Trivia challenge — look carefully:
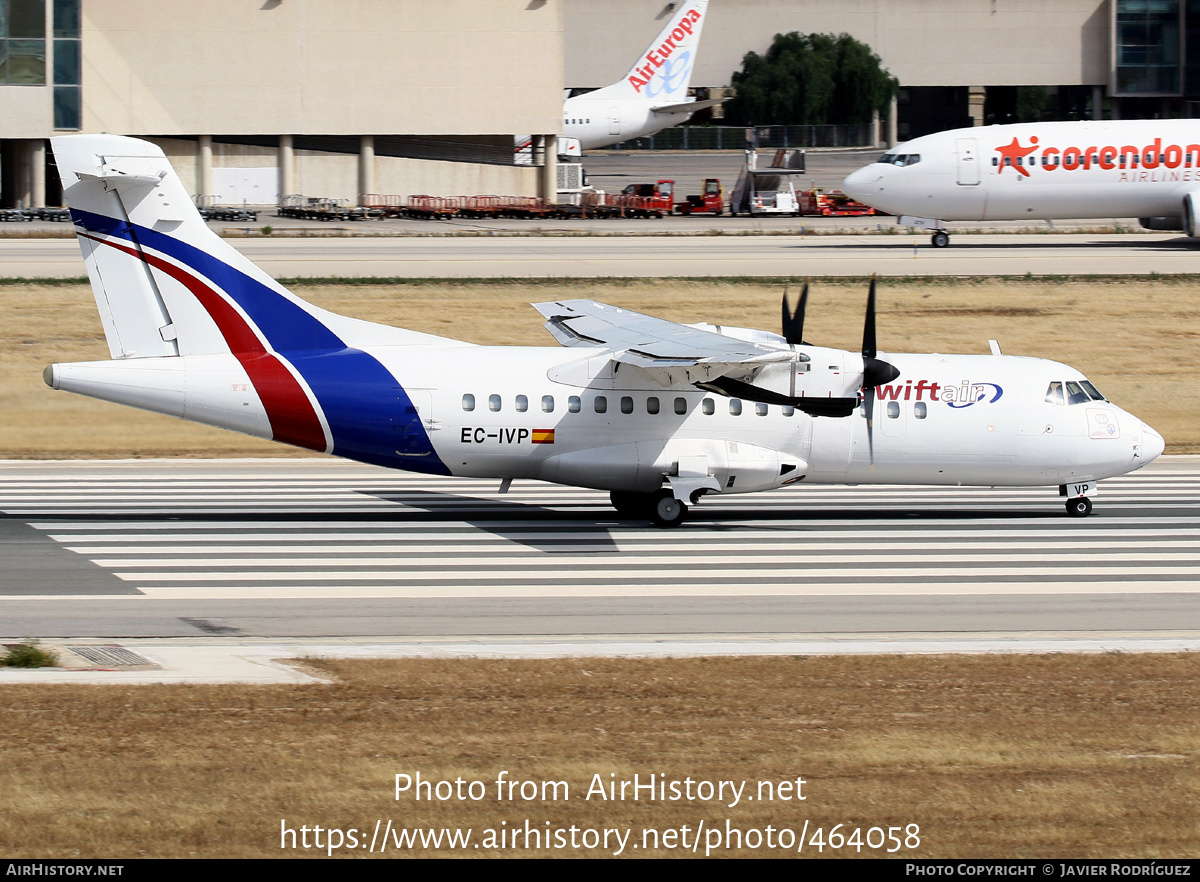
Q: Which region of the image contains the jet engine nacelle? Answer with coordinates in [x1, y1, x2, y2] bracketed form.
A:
[1138, 216, 1185, 232]
[1184, 192, 1200, 237]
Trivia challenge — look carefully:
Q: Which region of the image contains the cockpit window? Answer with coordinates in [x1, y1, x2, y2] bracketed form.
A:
[1045, 381, 1064, 405]
[877, 153, 920, 167]
[1079, 380, 1106, 402]
[1065, 381, 1091, 405]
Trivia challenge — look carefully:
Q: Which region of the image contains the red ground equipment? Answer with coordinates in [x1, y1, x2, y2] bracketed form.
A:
[619, 179, 675, 217]
[797, 188, 882, 217]
[676, 178, 723, 215]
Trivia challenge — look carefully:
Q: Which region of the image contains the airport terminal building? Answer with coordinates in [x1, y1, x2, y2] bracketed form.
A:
[0, 0, 1196, 208]
[0, 0, 565, 209]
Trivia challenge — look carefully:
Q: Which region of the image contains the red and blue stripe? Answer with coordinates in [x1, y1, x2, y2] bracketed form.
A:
[72, 208, 450, 475]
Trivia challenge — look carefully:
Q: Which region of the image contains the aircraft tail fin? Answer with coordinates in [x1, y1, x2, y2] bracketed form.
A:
[586, 0, 709, 104]
[51, 134, 343, 361]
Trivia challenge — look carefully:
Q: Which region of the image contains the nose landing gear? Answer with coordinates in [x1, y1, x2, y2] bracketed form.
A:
[931, 231, 950, 248]
[1066, 496, 1093, 518]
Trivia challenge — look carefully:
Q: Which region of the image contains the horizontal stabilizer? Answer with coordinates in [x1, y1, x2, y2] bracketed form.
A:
[651, 97, 726, 115]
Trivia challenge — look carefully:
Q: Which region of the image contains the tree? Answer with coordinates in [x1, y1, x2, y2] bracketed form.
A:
[727, 32, 897, 126]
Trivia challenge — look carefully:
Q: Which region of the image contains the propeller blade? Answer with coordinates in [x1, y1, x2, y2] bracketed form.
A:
[862, 275, 877, 359]
[864, 386, 877, 469]
[781, 281, 808, 345]
[781, 286, 791, 340]
[859, 275, 900, 388]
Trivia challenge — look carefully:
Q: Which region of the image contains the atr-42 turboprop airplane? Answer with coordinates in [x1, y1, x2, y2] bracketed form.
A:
[45, 135, 1163, 526]
[842, 119, 1200, 247]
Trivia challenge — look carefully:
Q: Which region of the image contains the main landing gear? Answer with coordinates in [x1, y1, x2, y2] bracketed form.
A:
[930, 230, 950, 248]
[610, 489, 688, 528]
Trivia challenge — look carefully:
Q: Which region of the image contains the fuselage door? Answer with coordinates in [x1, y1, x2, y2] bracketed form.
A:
[956, 138, 980, 186]
[394, 390, 437, 457]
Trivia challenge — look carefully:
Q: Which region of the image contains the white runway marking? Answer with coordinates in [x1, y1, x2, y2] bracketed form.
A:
[2, 458, 1197, 601]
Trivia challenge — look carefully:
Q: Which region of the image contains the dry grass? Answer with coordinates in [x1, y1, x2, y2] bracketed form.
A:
[2, 277, 1197, 457]
[2, 653, 1198, 858]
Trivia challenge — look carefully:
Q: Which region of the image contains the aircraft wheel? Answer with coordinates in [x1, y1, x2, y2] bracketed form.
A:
[931, 231, 950, 248]
[609, 490, 646, 517]
[650, 490, 688, 528]
[1066, 497, 1093, 518]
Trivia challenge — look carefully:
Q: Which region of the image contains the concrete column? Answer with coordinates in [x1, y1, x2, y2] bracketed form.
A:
[968, 86, 986, 126]
[871, 108, 881, 148]
[886, 95, 898, 147]
[1110, 97, 1121, 120]
[358, 135, 375, 205]
[278, 135, 294, 205]
[197, 135, 213, 203]
[539, 134, 557, 201]
[709, 86, 727, 120]
[30, 139, 45, 208]
[1092, 85, 1105, 120]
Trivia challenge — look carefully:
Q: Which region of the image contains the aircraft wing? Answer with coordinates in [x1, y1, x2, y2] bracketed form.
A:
[650, 97, 727, 115]
[532, 299, 792, 386]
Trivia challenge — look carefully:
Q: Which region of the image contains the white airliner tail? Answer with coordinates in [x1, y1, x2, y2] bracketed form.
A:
[48, 134, 465, 461]
[585, 0, 709, 104]
[52, 134, 456, 360]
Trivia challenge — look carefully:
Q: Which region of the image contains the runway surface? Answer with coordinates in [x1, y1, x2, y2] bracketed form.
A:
[2, 232, 1195, 280]
[2, 458, 1198, 645]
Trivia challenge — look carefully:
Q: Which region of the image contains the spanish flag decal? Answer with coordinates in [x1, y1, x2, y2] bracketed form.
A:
[532, 429, 555, 444]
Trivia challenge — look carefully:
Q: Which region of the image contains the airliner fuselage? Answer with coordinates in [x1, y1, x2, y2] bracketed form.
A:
[842, 120, 1200, 241]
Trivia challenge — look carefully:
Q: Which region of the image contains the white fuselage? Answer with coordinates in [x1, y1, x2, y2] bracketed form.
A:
[842, 120, 1200, 223]
[51, 344, 1162, 494]
[563, 97, 694, 151]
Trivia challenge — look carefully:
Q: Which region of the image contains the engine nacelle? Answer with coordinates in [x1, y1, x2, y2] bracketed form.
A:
[1184, 192, 1200, 237]
[1138, 216, 1184, 232]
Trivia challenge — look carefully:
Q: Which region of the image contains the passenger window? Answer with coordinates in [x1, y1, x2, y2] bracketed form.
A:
[755, 402, 768, 416]
[647, 397, 660, 414]
[914, 402, 927, 419]
[462, 393, 475, 412]
[542, 395, 554, 413]
[1045, 381, 1064, 406]
[886, 401, 900, 419]
[489, 394, 501, 412]
[568, 396, 581, 413]
[702, 398, 715, 415]
[674, 397, 687, 415]
[515, 395, 528, 413]
[621, 396, 634, 414]
[594, 396, 607, 414]
[729, 400, 742, 416]
[782, 405, 795, 417]
[1066, 382, 1090, 405]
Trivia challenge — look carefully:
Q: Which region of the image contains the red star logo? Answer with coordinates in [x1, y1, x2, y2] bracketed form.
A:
[994, 136, 1039, 177]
